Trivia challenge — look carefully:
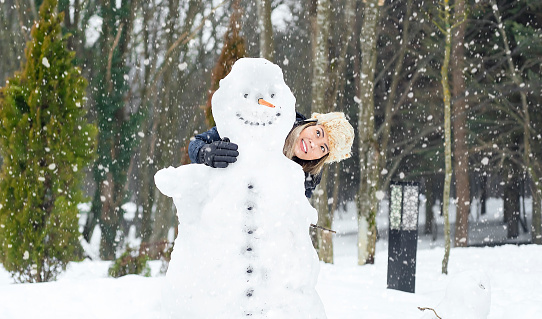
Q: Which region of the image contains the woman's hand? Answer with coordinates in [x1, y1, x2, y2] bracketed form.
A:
[198, 137, 239, 168]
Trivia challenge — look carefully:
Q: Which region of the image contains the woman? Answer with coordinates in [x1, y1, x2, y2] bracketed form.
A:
[188, 111, 354, 198]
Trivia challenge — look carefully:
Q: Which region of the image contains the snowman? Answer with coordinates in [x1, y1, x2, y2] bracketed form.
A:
[420, 269, 491, 319]
[155, 58, 326, 319]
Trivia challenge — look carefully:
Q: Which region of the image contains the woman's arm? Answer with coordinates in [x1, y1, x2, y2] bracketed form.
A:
[188, 127, 221, 163]
[304, 172, 322, 198]
[188, 127, 238, 168]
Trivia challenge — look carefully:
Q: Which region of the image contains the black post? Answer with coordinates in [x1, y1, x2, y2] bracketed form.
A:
[387, 181, 420, 293]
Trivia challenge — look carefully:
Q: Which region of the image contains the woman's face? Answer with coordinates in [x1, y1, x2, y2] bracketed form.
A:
[294, 124, 330, 161]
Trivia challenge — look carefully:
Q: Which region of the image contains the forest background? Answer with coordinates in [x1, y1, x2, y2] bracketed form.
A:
[1, 0, 541, 282]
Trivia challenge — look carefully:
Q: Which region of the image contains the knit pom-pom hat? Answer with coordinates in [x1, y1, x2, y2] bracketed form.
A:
[311, 112, 355, 163]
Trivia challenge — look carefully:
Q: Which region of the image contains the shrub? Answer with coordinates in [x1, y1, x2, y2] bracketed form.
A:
[108, 246, 151, 278]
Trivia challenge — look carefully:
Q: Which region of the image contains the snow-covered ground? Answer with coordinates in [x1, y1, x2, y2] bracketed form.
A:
[1, 198, 541, 318]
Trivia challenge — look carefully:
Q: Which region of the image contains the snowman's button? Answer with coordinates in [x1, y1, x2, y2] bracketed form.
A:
[248, 230, 254, 234]
[246, 289, 254, 297]
[247, 267, 253, 274]
[248, 184, 254, 189]
[247, 247, 253, 252]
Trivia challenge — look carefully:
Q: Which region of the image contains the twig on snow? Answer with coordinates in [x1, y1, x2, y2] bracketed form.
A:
[418, 307, 442, 319]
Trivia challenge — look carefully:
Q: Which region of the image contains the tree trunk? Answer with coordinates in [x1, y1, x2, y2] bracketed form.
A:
[357, 0, 381, 266]
[328, 0, 355, 217]
[532, 185, 542, 244]
[257, 0, 274, 61]
[135, 0, 157, 246]
[330, 163, 341, 217]
[315, 167, 333, 263]
[440, 0, 453, 275]
[0, 1, 29, 82]
[329, 0, 355, 110]
[424, 176, 435, 236]
[311, 0, 332, 263]
[480, 174, 487, 216]
[451, 0, 470, 247]
[504, 178, 520, 239]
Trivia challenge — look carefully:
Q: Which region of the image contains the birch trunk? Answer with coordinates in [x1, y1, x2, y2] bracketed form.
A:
[357, 0, 381, 265]
[311, 0, 333, 263]
[440, 0, 453, 275]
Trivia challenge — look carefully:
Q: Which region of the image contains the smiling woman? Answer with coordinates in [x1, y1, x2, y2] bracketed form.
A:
[283, 112, 355, 177]
[293, 124, 329, 161]
[189, 111, 354, 198]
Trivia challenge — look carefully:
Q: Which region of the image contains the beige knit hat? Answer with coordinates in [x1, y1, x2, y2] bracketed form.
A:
[311, 112, 355, 163]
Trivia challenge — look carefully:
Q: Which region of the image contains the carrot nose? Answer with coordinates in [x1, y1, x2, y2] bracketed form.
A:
[258, 98, 275, 108]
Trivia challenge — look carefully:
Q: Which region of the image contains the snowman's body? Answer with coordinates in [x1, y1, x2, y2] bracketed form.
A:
[155, 58, 326, 318]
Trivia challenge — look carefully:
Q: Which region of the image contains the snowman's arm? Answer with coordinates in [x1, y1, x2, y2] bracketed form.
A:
[154, 165, 207, 199]
[155, 166, 186, 197]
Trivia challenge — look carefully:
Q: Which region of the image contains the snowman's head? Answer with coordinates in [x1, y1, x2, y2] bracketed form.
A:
[211, 58, 296, 153]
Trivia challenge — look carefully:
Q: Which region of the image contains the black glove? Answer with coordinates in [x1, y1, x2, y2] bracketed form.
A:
[197, 137, 239, 168]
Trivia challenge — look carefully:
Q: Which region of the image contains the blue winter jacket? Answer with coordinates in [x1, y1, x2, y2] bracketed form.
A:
[188, 112, 322, 198]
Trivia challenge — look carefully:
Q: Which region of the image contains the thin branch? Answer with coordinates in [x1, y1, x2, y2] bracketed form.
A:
[432, 19, 447, 34]
[149, 0, 228, 86]
[106, 23, 124, 94]
[310, 224, 336, 234]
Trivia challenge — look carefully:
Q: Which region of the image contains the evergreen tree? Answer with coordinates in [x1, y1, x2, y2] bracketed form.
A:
[82, 0, 139, 260]
[0, 0, 97, 282]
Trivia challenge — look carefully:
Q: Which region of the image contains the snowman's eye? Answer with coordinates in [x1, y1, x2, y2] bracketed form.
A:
[271, 93, 275, 98]
[243, 93, 248, 98]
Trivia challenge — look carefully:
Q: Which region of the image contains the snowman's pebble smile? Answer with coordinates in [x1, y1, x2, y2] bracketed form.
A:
[236, 112, 280, 126]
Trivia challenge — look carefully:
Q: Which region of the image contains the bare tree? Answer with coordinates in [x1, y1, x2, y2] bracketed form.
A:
[357, 0, 384, 266]
[451, 0, 470, 247]
[434, 0, 465, 274]
[311, 0, 333, 264]
[490, 0, 542, 243]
